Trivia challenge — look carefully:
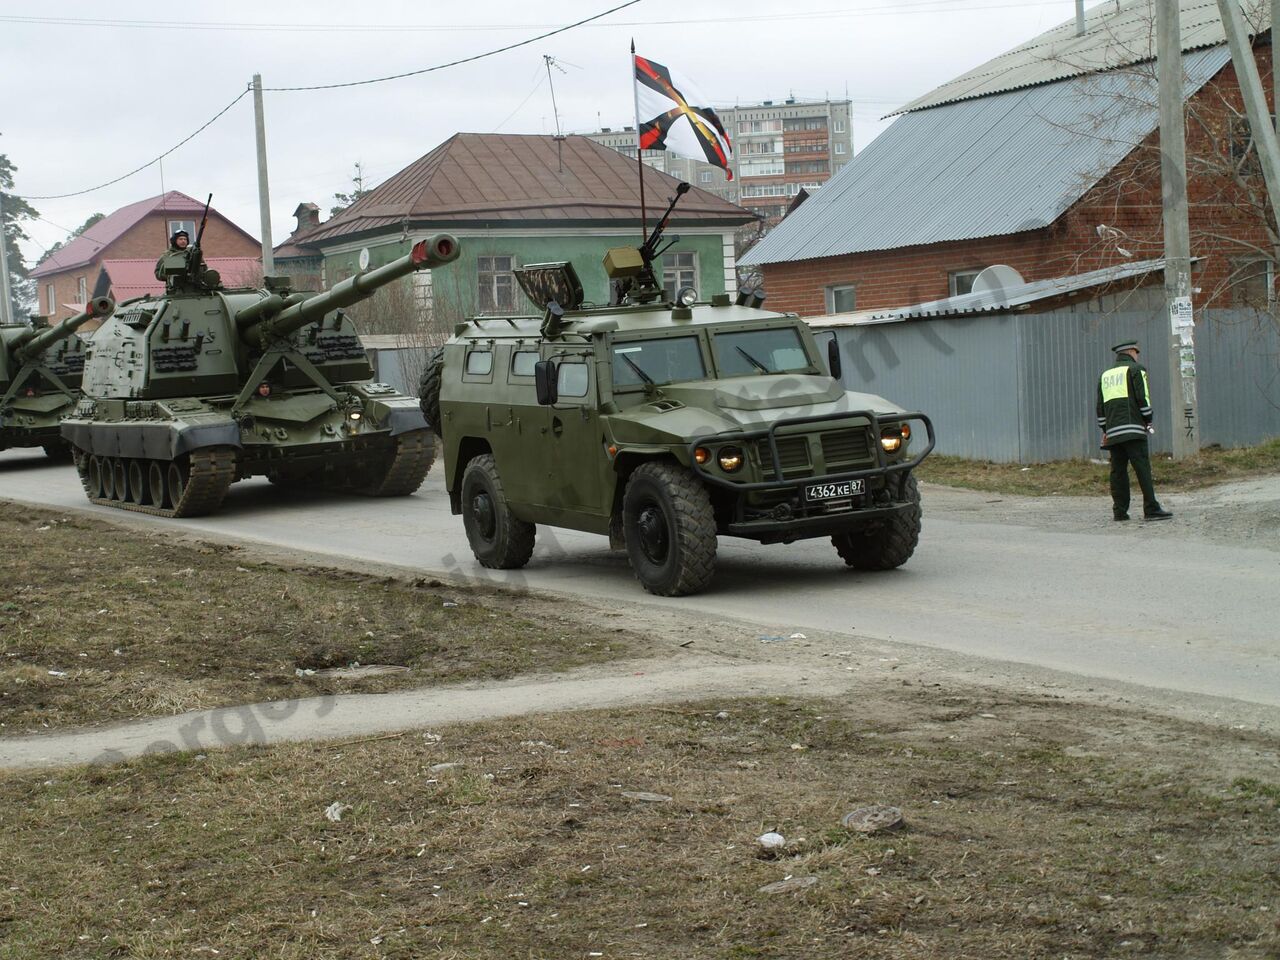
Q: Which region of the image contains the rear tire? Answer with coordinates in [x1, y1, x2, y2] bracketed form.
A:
[622, 461, 717, 597]
[460, 454, 535, 569]
[418, 347, 446, 439]
[833, 473, 921, 571]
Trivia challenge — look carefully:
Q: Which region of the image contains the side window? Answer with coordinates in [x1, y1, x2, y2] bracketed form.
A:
[463, 349, 494, 381]
[825, 284, 856, 314]
[477, 255, 516, 314]
[661, 251, 697, 301]
[556, 361, 589, 399]
[510, 351, 538, 378]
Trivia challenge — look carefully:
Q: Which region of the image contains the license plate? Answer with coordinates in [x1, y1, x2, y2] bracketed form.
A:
[805, 479, 863, 501]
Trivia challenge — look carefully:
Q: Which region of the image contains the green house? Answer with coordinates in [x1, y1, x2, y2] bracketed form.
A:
[274, 133, 757, 334]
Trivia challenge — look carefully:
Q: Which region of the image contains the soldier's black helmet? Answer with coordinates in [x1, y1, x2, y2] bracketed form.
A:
[171, 229, 190, 247]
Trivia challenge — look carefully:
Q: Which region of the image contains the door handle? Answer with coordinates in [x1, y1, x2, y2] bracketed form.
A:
[551, 416, 563, 437]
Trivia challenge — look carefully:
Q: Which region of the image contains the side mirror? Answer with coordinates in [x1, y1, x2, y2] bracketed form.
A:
[534, 360, 558, 406]
[827, 338, 843, 380]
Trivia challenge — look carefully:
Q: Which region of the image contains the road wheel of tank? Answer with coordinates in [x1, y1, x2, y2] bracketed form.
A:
[113, 458, 129, 502]
[42, 442, 73, 462]
[418, 347, 446, 439]
[833, 473, 922, 571]
[622, 461, 717, 597]
[101, 457, 117, 500]
[127, 460, 147, 505]
[362, 430, 435, 496]
[148, 461, 168, 508]
[461, 453, 535, 569]
[86, 455, 105, 499]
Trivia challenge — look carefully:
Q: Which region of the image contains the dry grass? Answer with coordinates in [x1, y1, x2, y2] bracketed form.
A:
[0, 509, 641, 733]
[916, 437, 1280, 497]
[0, 694, 1276, 959]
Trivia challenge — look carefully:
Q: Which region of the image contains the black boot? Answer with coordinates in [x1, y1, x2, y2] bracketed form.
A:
[1143, 505, 1173, 521]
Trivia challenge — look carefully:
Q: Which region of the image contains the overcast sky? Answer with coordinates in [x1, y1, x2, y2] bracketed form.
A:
[2, 0, 1090, 266]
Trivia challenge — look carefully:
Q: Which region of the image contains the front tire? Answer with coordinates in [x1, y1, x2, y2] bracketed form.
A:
[418, 347, 445, 439]
[622, 462, 717, 597]
[460, 454, 535, 569]
[833, 473, 921, 571]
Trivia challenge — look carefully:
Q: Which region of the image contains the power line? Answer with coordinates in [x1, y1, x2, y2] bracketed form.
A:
[261, 1, 642, 92]
[16, 87, 252, 201]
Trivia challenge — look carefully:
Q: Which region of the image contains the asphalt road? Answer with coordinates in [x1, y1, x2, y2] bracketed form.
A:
[4, 447, 1278, 710]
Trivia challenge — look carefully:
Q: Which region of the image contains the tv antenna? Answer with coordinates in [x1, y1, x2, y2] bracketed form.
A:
[543, 54, 567, 138]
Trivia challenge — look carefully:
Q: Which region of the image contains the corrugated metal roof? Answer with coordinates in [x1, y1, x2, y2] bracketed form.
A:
[298, 133, 755, 246]
[739, 45, 1228, 268]
[893, 0, 1266, 115]
[812, 258, 1171, 327]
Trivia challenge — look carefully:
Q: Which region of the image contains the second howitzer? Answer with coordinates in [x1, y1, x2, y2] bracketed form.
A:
[62, 235, 460, 517]
[1, 297, 115, 459]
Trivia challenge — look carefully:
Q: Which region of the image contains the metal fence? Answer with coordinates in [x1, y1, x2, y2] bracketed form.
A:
[821, 307, 1280, 462]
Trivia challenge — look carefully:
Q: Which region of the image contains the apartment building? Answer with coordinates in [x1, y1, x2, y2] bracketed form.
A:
[585, 97, 853, 226]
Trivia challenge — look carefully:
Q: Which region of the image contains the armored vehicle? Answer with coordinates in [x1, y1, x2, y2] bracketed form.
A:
[1, 298, 114, 460]
[62, 217, 460, 518]
[423, 184, 934, 596]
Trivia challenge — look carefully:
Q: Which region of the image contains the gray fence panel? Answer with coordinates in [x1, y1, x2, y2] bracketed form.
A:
[367, 348, 414, 396]
[832, 316, 1022, 461]
[1195, 311, 1280, 448]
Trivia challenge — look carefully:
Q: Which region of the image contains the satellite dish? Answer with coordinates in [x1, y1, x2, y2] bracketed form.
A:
[358, 248, 371, 271]
[969, 264, 1024, 295]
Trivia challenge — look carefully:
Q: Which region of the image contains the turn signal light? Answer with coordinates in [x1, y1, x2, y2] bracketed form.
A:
[694, 446, 711, 465]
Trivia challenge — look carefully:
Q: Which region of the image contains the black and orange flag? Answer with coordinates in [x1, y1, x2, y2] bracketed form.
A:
[633, 52, 734, 180]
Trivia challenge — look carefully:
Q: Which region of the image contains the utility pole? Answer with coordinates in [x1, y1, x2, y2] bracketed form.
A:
[1075, 0, 1087, 36]
[1217, 0, 1280, 212]
[252, 74, 275, 276]
[0, 190, 13, 324]
[1156, 0, 1199, 458]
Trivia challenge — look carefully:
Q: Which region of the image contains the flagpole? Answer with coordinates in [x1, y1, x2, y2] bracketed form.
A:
[631, 38, 647, 243]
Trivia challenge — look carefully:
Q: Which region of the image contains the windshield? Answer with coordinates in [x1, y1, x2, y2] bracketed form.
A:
[715, 328, 812, 376]
[611, 336, 706, 388]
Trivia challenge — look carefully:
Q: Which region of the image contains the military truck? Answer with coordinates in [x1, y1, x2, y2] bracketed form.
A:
[423, 184, 934, 596]
[62, 208, 460, 517]
[1, 298, 114, 460]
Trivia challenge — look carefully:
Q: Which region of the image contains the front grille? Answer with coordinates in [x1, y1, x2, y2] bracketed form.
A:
[759, 436, 810, 480]
[820, 427, 872, 465]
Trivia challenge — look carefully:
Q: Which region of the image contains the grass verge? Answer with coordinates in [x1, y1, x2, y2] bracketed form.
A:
[0, 508, 640, 733]
[0, 694, 1276, 959]
[916, 437, 1280, 497]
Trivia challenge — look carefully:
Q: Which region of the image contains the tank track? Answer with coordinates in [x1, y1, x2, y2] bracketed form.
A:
[79, 447, 237, 518]
[363, 429, 435, 496]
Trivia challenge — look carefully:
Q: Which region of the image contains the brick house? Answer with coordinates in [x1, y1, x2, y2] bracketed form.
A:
[274, 133, 756, 335]
[30, 191, 259, 326]
[740, 0, 1277, 318]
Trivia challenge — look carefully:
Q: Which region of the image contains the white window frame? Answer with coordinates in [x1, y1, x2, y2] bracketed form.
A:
[476, 255, 517, 314]
[46, 284, 56, 314]
[699, 170, 712, 183]
[825, 283, 856, 314]
[949, 269, 983, 297]
[167, 218, 196, 239]
[77, 276, 87, 304]
[834, 142, 846, 155]
[661, 251, 698, 301]
[834, 118, 846, 133]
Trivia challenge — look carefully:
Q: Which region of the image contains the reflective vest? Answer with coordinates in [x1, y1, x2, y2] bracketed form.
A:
[1096, 357, 1152, 446]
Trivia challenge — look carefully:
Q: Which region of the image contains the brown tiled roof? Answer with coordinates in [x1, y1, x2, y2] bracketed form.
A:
[297, 133, 755, 245]
[31, 191, 258, 277]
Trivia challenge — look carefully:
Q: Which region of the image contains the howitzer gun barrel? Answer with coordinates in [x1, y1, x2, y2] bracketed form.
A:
[236, 234, 459, 347]
[14, 297, 114, 362]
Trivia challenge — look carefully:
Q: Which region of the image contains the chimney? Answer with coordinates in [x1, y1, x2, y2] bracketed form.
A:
[293, 202, 321, 233]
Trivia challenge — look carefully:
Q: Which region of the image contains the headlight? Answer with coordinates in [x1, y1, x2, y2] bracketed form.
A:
[675, 285, 698, 307]
[717, 446, 744, 472]
[880, 425, 908, 453]
[348, 410, 362, 421]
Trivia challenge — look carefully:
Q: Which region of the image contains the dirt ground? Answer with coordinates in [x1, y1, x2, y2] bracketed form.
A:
[1, 693, 1277, 959]
[0, 509, 643, 733]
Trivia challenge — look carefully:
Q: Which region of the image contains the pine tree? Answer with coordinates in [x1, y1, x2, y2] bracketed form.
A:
[330, 162, 368, 217]
[0, 153, 39, 320]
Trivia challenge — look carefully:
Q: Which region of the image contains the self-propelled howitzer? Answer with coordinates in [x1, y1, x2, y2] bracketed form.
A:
[1, 297, 115, 459]
[62, 234, 460, 517]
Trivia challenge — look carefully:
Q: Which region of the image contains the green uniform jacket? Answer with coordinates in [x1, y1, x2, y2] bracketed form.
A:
[1096, 354, 1152, 446]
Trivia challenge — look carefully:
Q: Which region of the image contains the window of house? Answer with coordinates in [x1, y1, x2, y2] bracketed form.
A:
[46, 284, 55, 314]
[77, 277, 87, 304]
[826, 284, 856, 314]
[834, 142, 846, 155]
[477, 255, 516, 313]
[834, 118, 846, 133]
[167, 219, 196, 239]
[1231, 258, 1275, 306]
[412, 270, 433, 316]
[949, 269, 983, 297]
[699, 170, 712, 183]
[1229, 115, 1277, 170]
[662, 252, 697, 300]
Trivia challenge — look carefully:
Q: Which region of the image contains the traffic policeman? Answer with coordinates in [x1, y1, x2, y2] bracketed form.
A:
[1096, 339, 1172, 521]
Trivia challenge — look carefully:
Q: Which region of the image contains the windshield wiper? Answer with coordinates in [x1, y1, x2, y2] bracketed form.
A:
[619, 352, 655, 385]
[736, 345, 770, 374]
